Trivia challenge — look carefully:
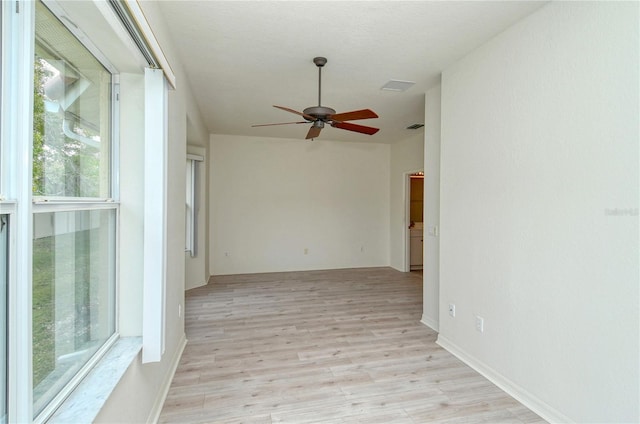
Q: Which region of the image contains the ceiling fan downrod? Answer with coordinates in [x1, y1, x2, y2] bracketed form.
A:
[313, 56, 327, 107]
[302, 57, 335, 121]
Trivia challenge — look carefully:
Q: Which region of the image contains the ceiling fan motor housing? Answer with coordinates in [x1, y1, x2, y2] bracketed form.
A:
[303, 106, 336, 121]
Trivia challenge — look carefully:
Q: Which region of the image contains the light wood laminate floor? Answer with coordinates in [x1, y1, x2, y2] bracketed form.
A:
[159, 268, 545, 423]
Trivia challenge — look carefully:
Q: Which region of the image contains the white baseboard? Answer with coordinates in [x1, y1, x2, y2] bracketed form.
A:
[146, 334, 188, 424]
[436, 335, 573, 424]
[420, 314, 439, 332]
[186, 280, 207, 290]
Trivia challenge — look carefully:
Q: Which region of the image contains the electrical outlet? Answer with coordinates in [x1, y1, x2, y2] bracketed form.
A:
[304, 248, 309, 255]
[448, 303, 456, 317]
[475, 315, 484, 333]
[224, 251, 230, 257]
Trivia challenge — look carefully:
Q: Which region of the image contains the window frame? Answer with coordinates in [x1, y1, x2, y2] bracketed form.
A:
[31, 1, 120, 420]
[2, 0, 37, 421]
[1, 0, 121, 421]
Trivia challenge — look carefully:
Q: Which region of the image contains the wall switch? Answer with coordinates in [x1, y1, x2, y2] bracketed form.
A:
[448, 303, 456, 317]
[428, 225, 439, 237]
[475, 315, 484, 333]
[304, 248, 309, 255]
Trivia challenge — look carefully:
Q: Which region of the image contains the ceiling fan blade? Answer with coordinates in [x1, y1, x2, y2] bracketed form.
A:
[273, 105, 316, 121]
[332, 121, 379, 135]
[306, 125, 322, 139]
[252, 121, 307, 127]
[330, 109, 378, 122]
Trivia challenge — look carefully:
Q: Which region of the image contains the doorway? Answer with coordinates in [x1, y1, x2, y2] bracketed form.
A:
[405, 172, 424, 272]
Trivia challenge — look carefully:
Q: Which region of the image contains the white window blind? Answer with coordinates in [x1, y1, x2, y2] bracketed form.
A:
[142, 68, 167, 363]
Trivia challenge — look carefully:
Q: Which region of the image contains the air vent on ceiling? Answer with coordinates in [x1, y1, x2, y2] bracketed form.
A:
[406, 123, 424, 130]
[381, 80, 415, 92]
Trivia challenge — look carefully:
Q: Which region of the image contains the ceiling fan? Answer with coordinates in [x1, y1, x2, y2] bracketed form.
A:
[252, 57, 379, 140]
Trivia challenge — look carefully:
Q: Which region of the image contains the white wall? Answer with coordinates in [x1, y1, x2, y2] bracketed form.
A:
[185, 87, 211, 290]
[438, 2, 638, 423]
[95, 1, 208, 421]
[421, 84, 441, 331]
[389, 132, 424, 271]
[210, 134, 390, 275]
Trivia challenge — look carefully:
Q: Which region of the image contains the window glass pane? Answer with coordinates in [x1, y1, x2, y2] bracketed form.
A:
[33, 1, 111, 198]
[32, 209, 116, 417]
[0, 4, 5, 421]
[185, 159, 193, 254]
[0, 215, 7, 424]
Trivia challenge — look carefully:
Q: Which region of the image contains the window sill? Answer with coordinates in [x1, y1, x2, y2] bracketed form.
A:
[48, 337, 142, 424]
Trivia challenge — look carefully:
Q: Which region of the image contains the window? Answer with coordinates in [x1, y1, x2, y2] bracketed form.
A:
[2, 0, 170, 419]
[31, 1, 117, 419]
[185, 155, 202, 257]
[33, 1, 111, 200]
[31, 210, 115, 416]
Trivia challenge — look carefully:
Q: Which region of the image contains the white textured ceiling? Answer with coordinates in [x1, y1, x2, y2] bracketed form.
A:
[156, 1, 546, 143]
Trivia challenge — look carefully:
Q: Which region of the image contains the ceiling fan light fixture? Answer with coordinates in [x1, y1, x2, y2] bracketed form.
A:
[381, 80, 415, 92]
